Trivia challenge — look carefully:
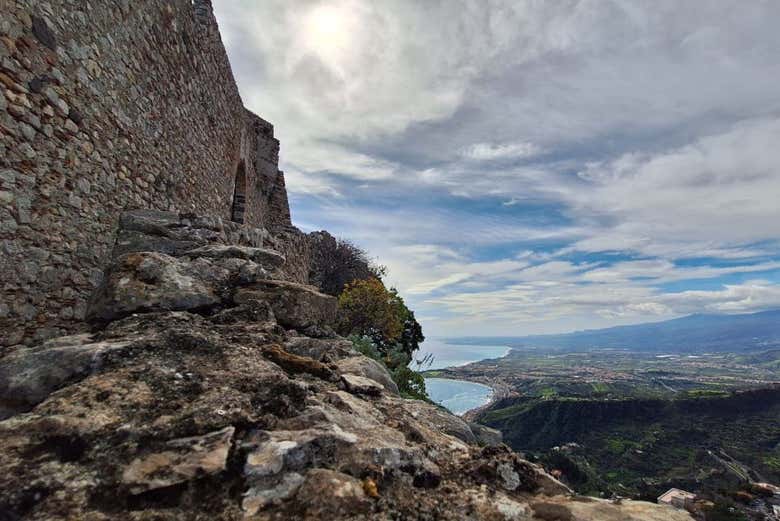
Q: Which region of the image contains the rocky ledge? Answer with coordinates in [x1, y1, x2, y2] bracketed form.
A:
[0, 211, 693, 520]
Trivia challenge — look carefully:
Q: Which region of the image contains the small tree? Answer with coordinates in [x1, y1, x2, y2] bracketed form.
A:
[391, 365, 428, 400]
[389, 288, 425, 364]
[336, 265, 429, 400]
[337, 278, 403, 349]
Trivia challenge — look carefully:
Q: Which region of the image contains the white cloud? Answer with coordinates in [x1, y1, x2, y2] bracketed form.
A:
[426, 280, 780, 335]
[581, 259, 780, 285]
[407, 273, 472, 295]
[461, 142, 541, 160]
[284, 169, 342, 198]
[659, 281, 780, 314]
[215, 1, 780, 336]
[567, 118, 780, 255]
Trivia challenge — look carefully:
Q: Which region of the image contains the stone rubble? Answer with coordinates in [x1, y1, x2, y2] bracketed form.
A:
[0, 211, 693, 520]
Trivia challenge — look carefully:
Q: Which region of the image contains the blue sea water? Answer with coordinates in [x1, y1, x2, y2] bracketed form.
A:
[425, 378, 494, 415]
[412, 339, 508, 415]
[411, 338, 509, 370]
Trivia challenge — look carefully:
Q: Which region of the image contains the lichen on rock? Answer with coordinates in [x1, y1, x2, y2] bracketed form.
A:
[0, 211, 693, 520]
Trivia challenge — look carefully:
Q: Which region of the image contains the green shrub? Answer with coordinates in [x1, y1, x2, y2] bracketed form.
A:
[337, 279, 424, 364]
[348, 336, 429, 401]
[338, 278, 403, 345]
[391, 365, 428, 400]
[349, 335, 381, 361]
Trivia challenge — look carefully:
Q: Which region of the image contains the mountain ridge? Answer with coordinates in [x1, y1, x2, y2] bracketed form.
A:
[447, 309, 780, 353]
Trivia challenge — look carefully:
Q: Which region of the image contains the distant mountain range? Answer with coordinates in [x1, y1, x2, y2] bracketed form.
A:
[450, 309, 780, 352]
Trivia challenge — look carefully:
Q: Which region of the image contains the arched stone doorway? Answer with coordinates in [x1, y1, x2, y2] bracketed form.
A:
[231, 162, 246, 224]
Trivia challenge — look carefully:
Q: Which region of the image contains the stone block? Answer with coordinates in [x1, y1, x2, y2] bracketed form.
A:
[234, 279, 337, 330]
[86, 252, 220, 322]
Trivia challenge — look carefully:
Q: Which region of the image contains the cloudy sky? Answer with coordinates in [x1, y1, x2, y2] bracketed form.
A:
[213, 0, 780, 337]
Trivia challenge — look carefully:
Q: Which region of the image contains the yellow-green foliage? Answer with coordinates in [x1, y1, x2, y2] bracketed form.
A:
[337, 278, 403, 343]
[340, 279, 428, 401]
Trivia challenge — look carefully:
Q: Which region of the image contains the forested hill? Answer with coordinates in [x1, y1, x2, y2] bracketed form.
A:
[451, 309, 780, 353]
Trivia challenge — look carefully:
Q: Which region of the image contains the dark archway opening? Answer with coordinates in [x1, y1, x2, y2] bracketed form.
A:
[231, 162, 247, 224]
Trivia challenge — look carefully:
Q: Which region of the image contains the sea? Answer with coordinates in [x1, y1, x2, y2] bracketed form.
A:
[411, 338, 510, 370]
[412, 338, 510, 416]
[425, 378, 494, 415]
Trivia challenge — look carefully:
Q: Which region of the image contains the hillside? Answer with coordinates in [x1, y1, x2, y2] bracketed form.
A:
[438, 338, 780, 520]
[477, 388, 780, 503]
[452, 310, 780, 353]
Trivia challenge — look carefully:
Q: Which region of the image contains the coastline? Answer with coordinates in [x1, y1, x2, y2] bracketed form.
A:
[422, 346, 517, 418]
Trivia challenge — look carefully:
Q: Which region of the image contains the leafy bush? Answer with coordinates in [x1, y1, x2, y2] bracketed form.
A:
[338, 280, 425, 364]
[390, 365, 428, 400]
[349, 334, 381, 361]
[338, 269, 428, 401]
[391, 288, 425, 360]
[337, 278, 404, 347]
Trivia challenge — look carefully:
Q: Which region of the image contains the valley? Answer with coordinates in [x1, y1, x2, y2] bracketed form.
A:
[432, 349, 780, 520]
[425, 312, 780, 520]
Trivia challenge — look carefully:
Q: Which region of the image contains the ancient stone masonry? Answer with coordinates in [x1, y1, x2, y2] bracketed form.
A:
[0, 0, 294, 346]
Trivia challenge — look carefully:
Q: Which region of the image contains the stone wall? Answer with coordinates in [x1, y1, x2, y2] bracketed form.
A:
[0, 0, 293, 345]
[268, 227, 313, 289]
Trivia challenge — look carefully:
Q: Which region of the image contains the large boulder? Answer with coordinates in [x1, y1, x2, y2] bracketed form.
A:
[399, 399, 476, 444]
[86, 252, 221, 322]
[341, 374, 385, 396]
[234, 280, 337, 330]
[336, 355, 400, 396]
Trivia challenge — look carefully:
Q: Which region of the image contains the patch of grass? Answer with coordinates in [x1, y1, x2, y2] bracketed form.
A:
[764, 455, 780, 471]
[605, 437, 638, 456]
[482, 401, 538, 422]
[683, 388, 730, 398]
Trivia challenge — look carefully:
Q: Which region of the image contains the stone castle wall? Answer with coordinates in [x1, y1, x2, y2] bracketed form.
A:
[0, 0, 293, 346]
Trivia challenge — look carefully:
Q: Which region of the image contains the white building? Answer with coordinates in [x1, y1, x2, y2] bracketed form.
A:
[658, 488, 696, 509]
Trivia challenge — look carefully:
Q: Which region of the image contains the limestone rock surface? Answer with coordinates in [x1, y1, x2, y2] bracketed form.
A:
[336, 355, 400, 396]
[341, 373, 385, 396]
[86, 251, 221, 321]
[235, 279, 337, 330]
[0, 333, 133, 419]
[470, 422, 504, 447]
[122, 426, 235, 494]
[0, 211, 693, 521]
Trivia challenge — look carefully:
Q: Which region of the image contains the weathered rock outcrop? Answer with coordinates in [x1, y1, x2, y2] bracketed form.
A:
[0, 212, 693, 520]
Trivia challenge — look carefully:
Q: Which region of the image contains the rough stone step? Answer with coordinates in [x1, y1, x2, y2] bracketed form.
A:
[234, 279, 337, 330]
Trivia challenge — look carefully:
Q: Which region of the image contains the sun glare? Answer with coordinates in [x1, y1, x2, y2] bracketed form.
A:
[302, 3, 355, 69]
